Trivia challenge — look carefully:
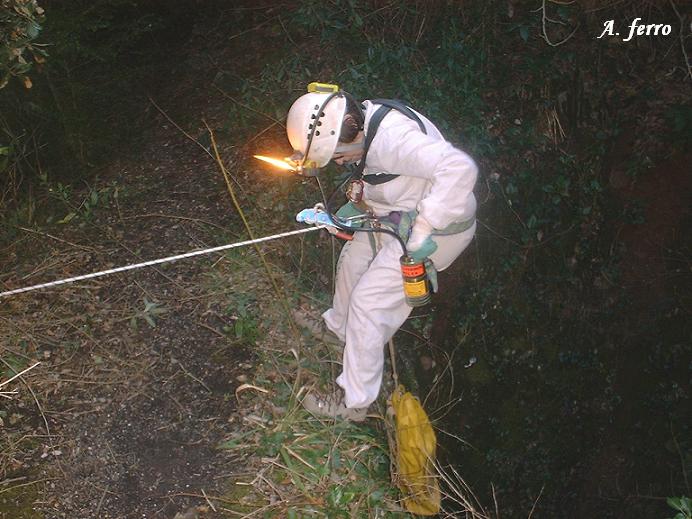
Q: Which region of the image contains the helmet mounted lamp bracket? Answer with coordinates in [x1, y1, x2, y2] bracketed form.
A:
[300, 85, 342, 175]
[255, 82, 361, 176]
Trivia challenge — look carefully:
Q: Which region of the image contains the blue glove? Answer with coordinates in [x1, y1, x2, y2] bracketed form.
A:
[296, 207, 336, 227]
[296, 205, 358, 240]
[407, 236, 438, 261]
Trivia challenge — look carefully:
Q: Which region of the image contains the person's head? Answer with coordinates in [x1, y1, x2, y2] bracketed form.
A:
[286, 91, 364, 168]
[338, 96, 364, 143]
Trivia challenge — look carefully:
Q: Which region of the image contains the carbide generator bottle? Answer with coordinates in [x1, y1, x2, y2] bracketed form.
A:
[400, 255, 431, 307]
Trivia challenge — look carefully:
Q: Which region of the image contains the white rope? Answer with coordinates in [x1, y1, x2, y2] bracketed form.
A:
[0, 226, 322, 299]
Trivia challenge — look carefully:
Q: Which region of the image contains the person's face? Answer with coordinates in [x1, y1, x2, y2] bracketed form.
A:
[332, 132, 364, 165]
[332, 147, 364, 165]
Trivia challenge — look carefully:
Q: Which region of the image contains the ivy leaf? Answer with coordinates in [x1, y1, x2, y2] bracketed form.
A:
[27, 21, 41, 39]
[520, 26, 529, 42]
[668, 497, 682, 509]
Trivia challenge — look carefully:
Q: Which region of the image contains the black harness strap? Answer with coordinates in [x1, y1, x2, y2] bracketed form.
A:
[353, 99, 427, 186]
[369, 99, 427, 133]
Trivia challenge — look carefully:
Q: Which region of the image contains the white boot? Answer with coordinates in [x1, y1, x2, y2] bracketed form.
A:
[302, 390, 367, 422]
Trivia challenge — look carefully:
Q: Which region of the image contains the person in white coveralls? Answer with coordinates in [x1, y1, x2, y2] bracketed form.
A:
[287, 86, 478, 421]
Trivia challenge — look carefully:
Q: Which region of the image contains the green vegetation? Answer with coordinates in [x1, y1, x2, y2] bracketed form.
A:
[202, 247, 418, 517]
[217, 391, 409, 517]
[214, 4, 690, 515]
[0, 0, 192, 218]
[668, 497, 692, 519]
[0, 0, 45, 89]
[0, 478, 42, 519]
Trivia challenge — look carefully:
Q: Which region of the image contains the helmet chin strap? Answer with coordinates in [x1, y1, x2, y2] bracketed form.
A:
[334, 142, 364, 153]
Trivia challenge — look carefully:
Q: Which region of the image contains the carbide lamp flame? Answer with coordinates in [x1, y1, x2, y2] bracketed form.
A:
[253, 155, 298, 172]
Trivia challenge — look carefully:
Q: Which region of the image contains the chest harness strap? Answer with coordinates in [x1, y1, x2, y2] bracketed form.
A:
[353, 99, 427, 186]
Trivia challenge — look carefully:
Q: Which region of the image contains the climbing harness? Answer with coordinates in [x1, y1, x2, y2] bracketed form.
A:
[297, 201, 475, 308]
[0, 227, 322, 299]
[350, 98, 427, 188]
[296, 204, 435, 308]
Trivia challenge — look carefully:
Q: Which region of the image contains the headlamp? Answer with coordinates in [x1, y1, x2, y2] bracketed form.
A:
[253, 155, 298, 172]
[255, 82, 361, 177]
[253, 152, 320, 176]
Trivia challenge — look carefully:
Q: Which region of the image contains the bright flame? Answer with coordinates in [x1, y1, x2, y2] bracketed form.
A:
[253, 155, 298, 172]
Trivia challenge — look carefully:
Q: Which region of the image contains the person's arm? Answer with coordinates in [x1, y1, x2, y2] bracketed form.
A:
[366, 117, 478, 230]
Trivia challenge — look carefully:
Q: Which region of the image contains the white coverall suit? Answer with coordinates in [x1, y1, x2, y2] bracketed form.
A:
[322, 100, 478, 409]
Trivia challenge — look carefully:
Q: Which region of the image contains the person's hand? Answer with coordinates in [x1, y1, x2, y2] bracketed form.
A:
[296, 206, 335, 227]
[296, 206, 355, 240]
[407, 216, 437, 261]
[335, 202, 363, 220]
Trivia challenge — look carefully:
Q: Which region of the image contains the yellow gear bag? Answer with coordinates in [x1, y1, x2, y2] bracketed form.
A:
[391, 385, 441, 515]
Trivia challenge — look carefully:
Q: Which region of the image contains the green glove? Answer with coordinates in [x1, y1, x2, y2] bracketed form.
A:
[335, 201, 363, 219]
[407, 235, 438, 261]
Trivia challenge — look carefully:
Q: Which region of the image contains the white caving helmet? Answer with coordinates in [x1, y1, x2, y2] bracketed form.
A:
[286, 89, 347, 168]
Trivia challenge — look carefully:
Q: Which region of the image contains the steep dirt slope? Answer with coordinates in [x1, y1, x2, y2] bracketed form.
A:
[1, 16, 277, 518]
